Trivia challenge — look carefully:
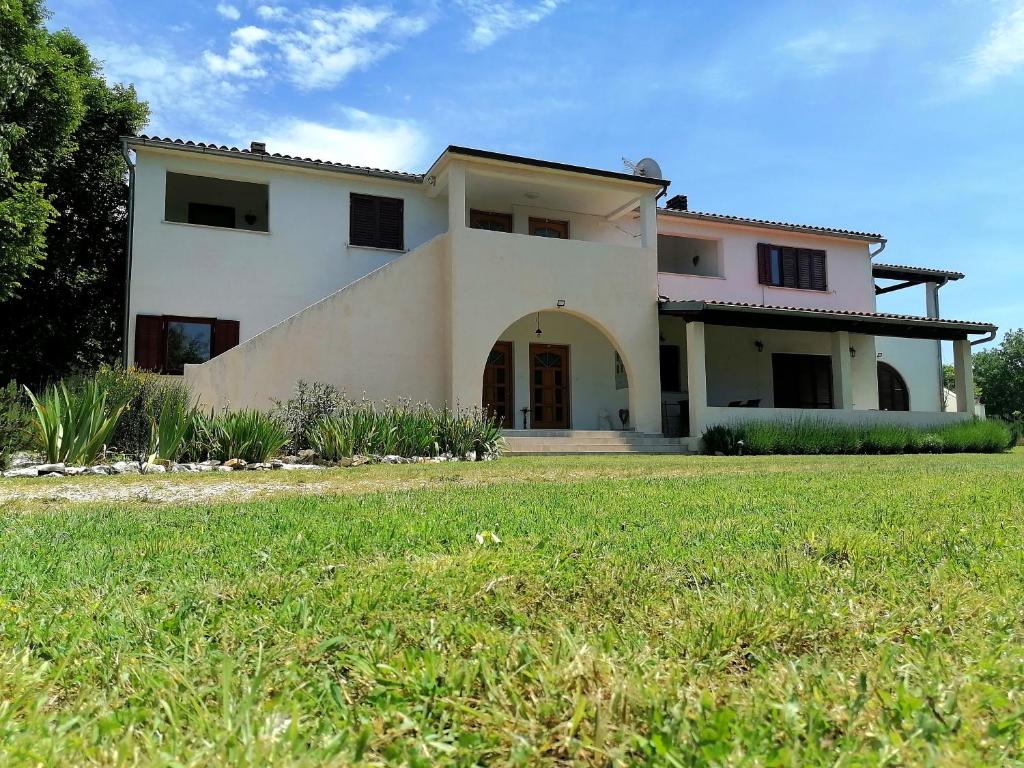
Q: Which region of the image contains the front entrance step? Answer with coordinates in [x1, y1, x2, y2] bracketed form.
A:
[502, 430, 695, 455]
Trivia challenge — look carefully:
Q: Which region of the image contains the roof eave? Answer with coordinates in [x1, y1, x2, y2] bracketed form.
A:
[658, 207, 884, 243]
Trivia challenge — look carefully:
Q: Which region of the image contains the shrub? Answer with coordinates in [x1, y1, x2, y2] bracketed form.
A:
[0, 381, 32, 470]
[209, 410, 289, 463]
[88, 365, 194, 459]
[703, 418, 1012, 456]
[273, 380, 347, 453]
[25, 380, 129, 465]
[305, 402, 503, 460]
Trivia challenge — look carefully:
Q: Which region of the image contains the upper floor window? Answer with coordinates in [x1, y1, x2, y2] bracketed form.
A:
[350, 193, 404, 250]
[757, 243, 827, 291]
[470, 209, 513, 232]
[658, 235, 722, 277]
[165, 172, 268, 232]
[529, 217, 569, 239]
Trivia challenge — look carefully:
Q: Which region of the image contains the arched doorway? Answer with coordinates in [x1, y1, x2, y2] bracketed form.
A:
[482, 311, 632, 430]
[877, 361, 910, 411]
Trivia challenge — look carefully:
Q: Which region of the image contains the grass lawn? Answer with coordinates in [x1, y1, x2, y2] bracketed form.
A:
[1, 453, 1023, 766]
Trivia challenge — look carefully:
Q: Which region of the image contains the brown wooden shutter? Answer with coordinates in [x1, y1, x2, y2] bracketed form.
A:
[756, 243, 771, 285]
[212, 319, 240, 357]
[781, 247, 798, 288]
[377, 197, 404, 250]
[134, 315, 164, 372]
[809, 250, 827, 290]
[349, 193, 378, 247]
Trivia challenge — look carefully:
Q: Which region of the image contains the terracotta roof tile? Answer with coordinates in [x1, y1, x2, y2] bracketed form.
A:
[129, 135, 424, 181]
[659, 207, 884, 242]
[872, 262, 965, 281]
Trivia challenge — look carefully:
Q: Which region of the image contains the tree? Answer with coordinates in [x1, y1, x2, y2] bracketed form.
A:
[0, 3, 148, 385]
[972, 329, 1024, 418]
[0, 0, 87, 301]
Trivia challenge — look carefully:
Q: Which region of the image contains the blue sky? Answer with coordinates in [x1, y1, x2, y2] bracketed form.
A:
[48, 0, 1023, 347]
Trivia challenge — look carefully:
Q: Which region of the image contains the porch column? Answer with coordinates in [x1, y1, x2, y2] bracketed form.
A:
[953, 339, 975, 413]
[685, 321, 707, 436]
[639, 193, 658, 249]
[926, 281, 945, 411]
[447, 163, 466, 232]
[830, 330, 853, 409]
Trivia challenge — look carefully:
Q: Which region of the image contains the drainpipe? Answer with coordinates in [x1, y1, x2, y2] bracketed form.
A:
[869, 240, 887, 259]
[971, 329, 997, 346]
[120, 139, 136, 367]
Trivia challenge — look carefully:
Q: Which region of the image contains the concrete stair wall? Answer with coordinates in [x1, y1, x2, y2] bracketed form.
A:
[502, 430, 695, 455]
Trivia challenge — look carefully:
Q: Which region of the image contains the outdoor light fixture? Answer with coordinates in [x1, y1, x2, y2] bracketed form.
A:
[755, 340, 764, 352]
[535, 312, 543, 336]
[556, 299, 565, 308]
[849, 347, 857, 358]
[244, 211, 257, 226]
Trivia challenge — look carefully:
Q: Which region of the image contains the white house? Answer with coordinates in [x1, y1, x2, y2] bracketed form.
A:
[121, 136, 996, 452]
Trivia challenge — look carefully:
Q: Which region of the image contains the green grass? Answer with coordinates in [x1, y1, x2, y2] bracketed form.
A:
[1, 453, 1023, 765]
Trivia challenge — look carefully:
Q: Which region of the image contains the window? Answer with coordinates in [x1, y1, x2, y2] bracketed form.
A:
[350, 193, 404, 250]
[657, 235, 722, 277]
[660, 345, 682, 392]
[757, 243, 827, 291]
[470, 210, 513, 232]
[877, 362, 910, 411]
[772, 353, 833, 409]
[529, 217, 569, 239]
[134, 315, 240, 374]
[164, 172, 268, 231]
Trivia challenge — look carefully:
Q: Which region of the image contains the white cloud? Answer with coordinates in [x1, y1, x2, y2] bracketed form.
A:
[780, 26, 886, 75]
[256, 111, 430, 170]
[203, 26, 271, 78]
[457, 0, 563, 49]
[966, 1, 1024, 86]
[202, 4, 432, 89]
[216, 2, 240, 20]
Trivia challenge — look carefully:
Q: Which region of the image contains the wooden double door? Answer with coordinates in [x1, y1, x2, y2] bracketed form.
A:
[482, 342, 571, 429]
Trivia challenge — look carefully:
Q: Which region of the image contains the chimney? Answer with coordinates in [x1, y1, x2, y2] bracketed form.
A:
[666, 194, 688, 211]
[250, 141, 267, 154]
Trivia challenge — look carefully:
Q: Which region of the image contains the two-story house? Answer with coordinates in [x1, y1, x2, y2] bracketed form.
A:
[122, 135, 996, 452]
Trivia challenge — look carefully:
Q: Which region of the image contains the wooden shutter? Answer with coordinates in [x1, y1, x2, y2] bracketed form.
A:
[377, 197, 404, 250]
[809, 249, 827, 291]
[781, 247, 798, 288]
[212, 319, 240, 357]
[134, 315, 164, 372]
[756, 243, 771, 285]
[349, 193, 378, 247]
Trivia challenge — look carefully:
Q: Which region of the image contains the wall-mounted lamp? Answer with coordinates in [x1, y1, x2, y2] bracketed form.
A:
[849, 347, 857, 358]
[754, 340, 764, 352]
[534, 312, 543, 336]
[244, 211, 258, 226]
[556, 299, 566, 308]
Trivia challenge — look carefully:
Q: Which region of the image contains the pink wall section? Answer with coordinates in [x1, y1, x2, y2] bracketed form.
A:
[655, 215, 877, 313]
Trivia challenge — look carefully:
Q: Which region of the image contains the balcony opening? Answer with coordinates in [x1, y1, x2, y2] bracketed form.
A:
[657, 234, 721, 277]
[164, 172, 269, 232]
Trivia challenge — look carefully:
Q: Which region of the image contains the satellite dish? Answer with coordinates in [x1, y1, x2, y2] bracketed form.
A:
[633, 157, 662, 179]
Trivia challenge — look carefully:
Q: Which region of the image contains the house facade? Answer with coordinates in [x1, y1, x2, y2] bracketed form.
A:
[122, 136, 996, 449]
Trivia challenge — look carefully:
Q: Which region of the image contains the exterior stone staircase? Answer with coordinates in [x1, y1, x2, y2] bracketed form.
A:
[502, 430, 694, 456]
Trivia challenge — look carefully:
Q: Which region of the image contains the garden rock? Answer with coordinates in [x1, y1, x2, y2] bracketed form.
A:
[113, 461, 140, 474]
[225, 458, 247, 469]
[142, 463, 166, 474]
[83, 466, 111, 475]
[36, 463, 66, 475]
[297, 449, 316, 461]
[64, 467, 86, 476]
[3, 467, 38, 478]
[246, 463, 272, 470]
[170, 463, 198, 473]
[199, 460, 221, 467]
[216, 465, 234, 472]
[279, 463, 323, 471]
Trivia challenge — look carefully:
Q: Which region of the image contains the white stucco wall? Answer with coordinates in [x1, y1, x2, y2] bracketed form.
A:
[656, 215, 876, 312]
[127, 146, 448, 364]
[875, 336, 944, 412]
[185, 235, 450, 410]
[498, 312, 629, 430]
[446, 226, 664, 433]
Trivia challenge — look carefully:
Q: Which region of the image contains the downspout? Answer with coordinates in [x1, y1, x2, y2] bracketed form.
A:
[869, 239, 887, 258]
[971, 329, 997, 346]
[120, 139, 136, 367]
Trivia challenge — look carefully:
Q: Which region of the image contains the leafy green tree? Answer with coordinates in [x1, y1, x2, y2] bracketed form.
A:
[973, 329, 1024, 418]
[943, 364, 956, 393]
[0, 0, 88, 300]
[0, 3, 148, 384]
